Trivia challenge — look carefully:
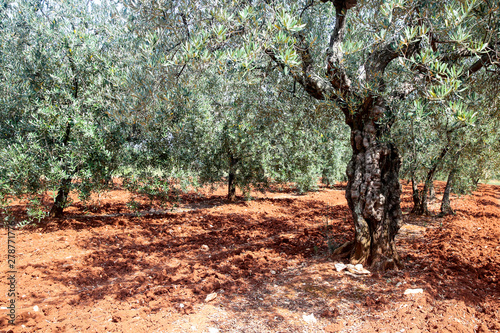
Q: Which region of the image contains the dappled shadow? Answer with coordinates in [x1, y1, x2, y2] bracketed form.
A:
[15, 196, 354, 316]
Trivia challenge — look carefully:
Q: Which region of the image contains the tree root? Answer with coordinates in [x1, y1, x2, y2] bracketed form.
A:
[331, 240, 354, 258]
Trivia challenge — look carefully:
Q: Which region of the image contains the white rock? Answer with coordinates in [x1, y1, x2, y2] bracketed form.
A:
[404, 288, 423, 295]
[302, 313, 317, 324]
[334, 262, 347, 272]
[179, 303, 185, 308]
[205, 292, 217, 302]
[270, 270, 276, 275]
[346, 264, 371, 275]
[201, 245, 209, 251]
[208, 328, 220, 333]
[33, 305, 39, 312]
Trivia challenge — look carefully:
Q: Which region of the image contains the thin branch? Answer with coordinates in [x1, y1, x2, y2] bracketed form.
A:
[300, 0, 315, 18]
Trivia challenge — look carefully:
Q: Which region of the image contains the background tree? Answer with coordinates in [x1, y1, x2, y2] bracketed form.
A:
[0, 0, 132, 218]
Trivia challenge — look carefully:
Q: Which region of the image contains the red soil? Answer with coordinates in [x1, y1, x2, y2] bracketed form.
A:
[0, 181, 499, 332]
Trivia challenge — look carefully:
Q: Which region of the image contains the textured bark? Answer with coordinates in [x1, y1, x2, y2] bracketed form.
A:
[344, 98, 402, 271]
[49, 177, 71, 218]
[440, 168, 456, 216]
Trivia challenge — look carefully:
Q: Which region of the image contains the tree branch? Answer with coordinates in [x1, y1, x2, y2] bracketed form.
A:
[325, 0, 353, 92]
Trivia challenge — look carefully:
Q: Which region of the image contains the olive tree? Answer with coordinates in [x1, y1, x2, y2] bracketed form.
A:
[125, 0, 499, 270]
[0, 0, 132, 218]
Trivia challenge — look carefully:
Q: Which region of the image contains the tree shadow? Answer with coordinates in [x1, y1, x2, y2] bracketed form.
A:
[16, 197, 354, 315]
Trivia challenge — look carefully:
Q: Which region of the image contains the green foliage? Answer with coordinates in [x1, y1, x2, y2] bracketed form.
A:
[0, 0, 132, 214]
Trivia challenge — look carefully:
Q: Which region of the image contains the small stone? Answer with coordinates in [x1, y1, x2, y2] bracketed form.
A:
[201, 245, 209, 251]
[404, 288, 423, 295]
[205, 292, 218, 302]
[270, 270, 276, 275]
[346, 264, 371, 275]
[33, 305, 39, 312]
[303, 313, 317, 324]
[208, 328, 220, 333]
[334, 262, 347, 272]
[179, 303, 185, 308]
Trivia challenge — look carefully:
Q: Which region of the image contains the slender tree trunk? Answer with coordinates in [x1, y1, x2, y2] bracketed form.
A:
[49, 121, 73, 218]
[49, 48, 79, 218]
[227, 154, 237, 201]
[440, 168, 456, 216]
[411, 176, 421, 212]
[49, 177, 72, 218]
[413, 145, 450, 215]
[342, 98, 403, 271]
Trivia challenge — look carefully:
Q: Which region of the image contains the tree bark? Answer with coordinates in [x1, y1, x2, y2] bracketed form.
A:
[49, 121, 74, 218]
[413, 144, 449, 215]
[428, 182, 436, 201]
[227, 154, 237, 201]
[344, 98, 402, 271]
[411, 176, 421, 211]
[49, 177, 72, 218]
[440, 168, 456, 216]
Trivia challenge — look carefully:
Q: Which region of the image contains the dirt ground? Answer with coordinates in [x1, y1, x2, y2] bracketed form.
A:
[1, 181, 499, 333]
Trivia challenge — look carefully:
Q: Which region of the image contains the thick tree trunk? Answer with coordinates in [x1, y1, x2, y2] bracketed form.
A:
[440, 168, 456, 216]
[49, 177, 72, 218]
[343, 99, 402, 271]
[227, 154, 237, 201]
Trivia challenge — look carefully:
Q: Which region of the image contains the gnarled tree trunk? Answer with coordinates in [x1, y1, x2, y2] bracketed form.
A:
[343, 99, 402, 271]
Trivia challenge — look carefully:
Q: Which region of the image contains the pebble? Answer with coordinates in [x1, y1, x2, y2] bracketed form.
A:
[404, 288, 423, 295]
[208, 328, 220, 333]
[303, 313, 317, 324]
[335, 262, 347, 272]
[205, 292, 217, 302]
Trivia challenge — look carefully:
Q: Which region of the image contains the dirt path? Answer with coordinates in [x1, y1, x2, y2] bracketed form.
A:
[0, 182, 498, 332]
